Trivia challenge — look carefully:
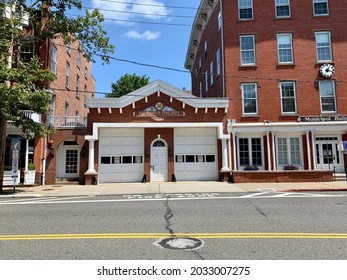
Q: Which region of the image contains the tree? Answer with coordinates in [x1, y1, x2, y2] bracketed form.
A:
[108, 73, 150, 98]
[0, 0, 115, 189]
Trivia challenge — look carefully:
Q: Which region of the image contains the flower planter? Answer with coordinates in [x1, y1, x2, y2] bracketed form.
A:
[2, 170, 21, 186]
[24, 170, 36, 185]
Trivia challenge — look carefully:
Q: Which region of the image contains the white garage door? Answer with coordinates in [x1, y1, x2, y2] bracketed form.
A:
[174, 128, 218, 181]
[99, 128, 144, 183]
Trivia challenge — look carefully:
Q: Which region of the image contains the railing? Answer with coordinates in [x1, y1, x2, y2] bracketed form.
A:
[20, 110, 42, 123]
[47, 116, 87, 128]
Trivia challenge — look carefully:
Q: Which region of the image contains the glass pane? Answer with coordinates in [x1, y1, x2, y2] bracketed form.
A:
[66, 150, 78, 173]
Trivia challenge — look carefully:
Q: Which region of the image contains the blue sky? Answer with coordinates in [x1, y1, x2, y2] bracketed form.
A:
[87, 0, 201, 97]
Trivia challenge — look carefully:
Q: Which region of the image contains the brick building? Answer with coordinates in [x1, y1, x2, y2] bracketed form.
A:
[184, 0, 346, 182]
[4, 31, 94, 185]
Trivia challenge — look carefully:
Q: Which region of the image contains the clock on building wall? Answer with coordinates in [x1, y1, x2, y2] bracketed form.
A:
[320, 64, 335, 78]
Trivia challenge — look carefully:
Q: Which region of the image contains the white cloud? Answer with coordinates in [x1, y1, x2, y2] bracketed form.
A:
[125, 30, 161, 40]
[91, 0, 170, 25]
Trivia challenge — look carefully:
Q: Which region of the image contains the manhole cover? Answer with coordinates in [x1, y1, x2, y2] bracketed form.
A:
[154, 237, 204, 251]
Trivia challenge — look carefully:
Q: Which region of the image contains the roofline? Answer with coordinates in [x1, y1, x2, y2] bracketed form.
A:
[184, 0, 218, 70]
[86, 79, 228, 109]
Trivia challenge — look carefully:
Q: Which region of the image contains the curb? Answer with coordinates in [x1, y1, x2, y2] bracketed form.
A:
[283, 188, 347, 192]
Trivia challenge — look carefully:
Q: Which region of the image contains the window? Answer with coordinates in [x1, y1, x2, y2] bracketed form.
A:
[275, 0, 291, 18]
[216, 48, 221, 76]
[84, 67, 88, 79]
[313, 0, 329, 16]
[76, 75, 80, 98]
[277, 33, 293, 63]
[239, 138, 262, 167]
[218, 11, 222, 30]
[77, 50, 81, 68]
[319, 80, 336, 112]
[65, 62, 70, 88]
[277, 137, 301, 166]
[238, 0, 253, 20]
[199, 82, 202, 97]
[280, 82, 296, 114]
[205, 71, 208, 93]
[315, 32, 332, 62]
[240, 35, 255, 65]
[19, 42, 34, 63]
[67, 43, 71, 54]
[51, 45, 57, 75]
[204, 40, 207, 58]
[210, 61, 214, 86]
[242, 83, 257, 115]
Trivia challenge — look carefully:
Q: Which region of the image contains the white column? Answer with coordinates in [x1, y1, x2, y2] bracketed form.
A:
[272, 132, 277, 171]
[228, 138, 232, 170]
[266, 132, 271, 171]
[220, 138, 230, 171]
[232, 132, 237, 170]
[306, 131, 312, 170]
[25, 138, 29, 171]
[85, 139, 96, 174]
[311, 130, 317, 170]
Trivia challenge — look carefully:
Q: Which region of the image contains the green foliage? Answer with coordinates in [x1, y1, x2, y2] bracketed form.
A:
[28, 163, 35, 170]
[108, 74, 150, 98]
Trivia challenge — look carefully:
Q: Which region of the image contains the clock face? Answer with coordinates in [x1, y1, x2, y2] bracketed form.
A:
[320, 64, 335, 78]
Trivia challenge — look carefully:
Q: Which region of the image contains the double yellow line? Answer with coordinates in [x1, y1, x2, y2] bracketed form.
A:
[1, 232, 347, 241]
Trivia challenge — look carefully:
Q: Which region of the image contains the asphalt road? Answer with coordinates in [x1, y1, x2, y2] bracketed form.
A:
[0, 192, 346, 260]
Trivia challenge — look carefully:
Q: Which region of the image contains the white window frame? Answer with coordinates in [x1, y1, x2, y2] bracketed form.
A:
[277, 33, 293, 64]
[238, 0, 254, 20]
[241, 83, 258, 115]
[319, 80, 336, 113]
[238, 137, 264, 169]
[240, 35, 256, 66]
[218, 11, 222, 30]
[315, 31, 332, 62]
[210, 61, 214, 86]
[216, 48, 221, 76]
[65, 62, 70, 88]
[51, 45, 57, 75]
[276, 136, 302, 168]
[280, 81, 297, 114]
[275, 0, 291, 18]
[313, 0, 329, 16]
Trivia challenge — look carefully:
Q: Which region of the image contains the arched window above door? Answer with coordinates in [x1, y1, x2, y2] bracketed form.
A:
[152, 140, 166, 147]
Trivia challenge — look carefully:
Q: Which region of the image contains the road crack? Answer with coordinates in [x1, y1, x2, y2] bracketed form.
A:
[246, 199, 268, 218]
[164, 195, 175, 236]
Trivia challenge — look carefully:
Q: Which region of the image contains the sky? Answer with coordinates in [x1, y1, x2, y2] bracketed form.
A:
[85, 0, 202, 97]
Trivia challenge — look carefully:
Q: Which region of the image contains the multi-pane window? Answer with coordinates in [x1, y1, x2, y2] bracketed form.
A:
[67, 43, 71, 54]
[19, 42, 34, 63]
[239, 138, 262, 167]
[242, 83, 257, 115]
[199, 82, 202, 97]
[319, 80, 336, 112]
[76, 75, 80, 98]
[275, 0, 291, 18]
[51, 45, 57, 75]
[218, 11, 222, 30]
[315, 32, 332, 62]
[65, 62, 70, 88]
[238, 0, 253, 20]
[205, 71, 208, 93]
[313, 0, 329, 16]
[277, 33, 293, 63]
[204, 40, 207, 58]
[210, 61, 214, 86]
[216, 48, 221, 76]
[240, 35, 255, 65]
[277, 137, 301, 166]
[280, 82, 296, 114]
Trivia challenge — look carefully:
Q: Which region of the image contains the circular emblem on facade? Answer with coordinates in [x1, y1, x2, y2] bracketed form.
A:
[154, 237, 204, 251]
[320, 63, 335, 78]
[154, 102, 164, 111]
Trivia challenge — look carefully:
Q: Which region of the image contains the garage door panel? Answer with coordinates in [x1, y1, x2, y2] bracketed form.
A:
[174, 128, 217, 181]
[99, 128, 144, 183]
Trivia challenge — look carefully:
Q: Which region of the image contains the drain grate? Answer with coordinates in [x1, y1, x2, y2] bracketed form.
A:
[154, 237, 204, 251]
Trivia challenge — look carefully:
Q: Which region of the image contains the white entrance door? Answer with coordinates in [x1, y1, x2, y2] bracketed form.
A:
[150, 140, 168, 182]
[315, 137, 343, 172]
[58, 145, 80, 179]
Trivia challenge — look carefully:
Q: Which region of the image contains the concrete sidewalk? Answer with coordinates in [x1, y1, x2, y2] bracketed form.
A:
[1, 180, 347, 198]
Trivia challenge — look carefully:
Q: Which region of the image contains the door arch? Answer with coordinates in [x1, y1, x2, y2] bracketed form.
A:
[150, 139, 168, 182]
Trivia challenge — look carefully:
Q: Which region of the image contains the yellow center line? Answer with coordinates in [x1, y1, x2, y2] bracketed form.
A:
[0, 232, 347, 241]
